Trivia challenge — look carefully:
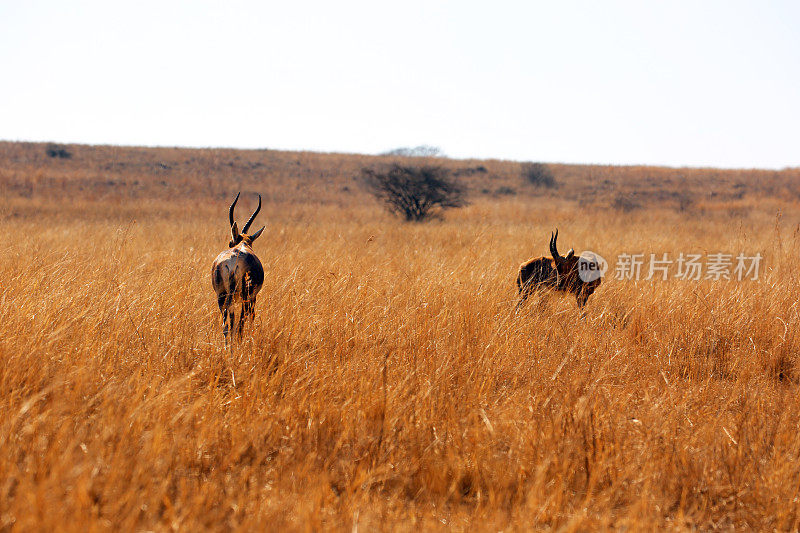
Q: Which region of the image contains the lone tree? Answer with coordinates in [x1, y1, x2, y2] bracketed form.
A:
[362, 164, 467, 221]
[380, 145, 445, 158]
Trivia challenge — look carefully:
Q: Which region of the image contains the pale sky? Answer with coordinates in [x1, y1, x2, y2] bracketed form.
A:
[2, 1, 799, 168]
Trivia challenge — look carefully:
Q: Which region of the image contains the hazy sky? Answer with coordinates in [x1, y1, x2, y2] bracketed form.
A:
[2, 1, 799, 168]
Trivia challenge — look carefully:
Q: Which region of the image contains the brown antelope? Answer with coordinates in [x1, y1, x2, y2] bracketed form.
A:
[516, 229, 602, 310]
[212, 192, 265, 341]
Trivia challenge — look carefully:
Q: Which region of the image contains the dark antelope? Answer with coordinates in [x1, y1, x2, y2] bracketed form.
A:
[211, 192, 265, 341]
[516, 229, 601, 310]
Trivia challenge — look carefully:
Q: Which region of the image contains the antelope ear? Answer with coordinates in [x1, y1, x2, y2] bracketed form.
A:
[250, 226, 265, 241]
[231, 222, 240, 240]
[567, 249, 575, 259]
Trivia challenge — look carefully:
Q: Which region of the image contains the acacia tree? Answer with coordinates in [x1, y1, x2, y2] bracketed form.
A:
[380, 145, 445, 157]
[362, 164, 467, 221]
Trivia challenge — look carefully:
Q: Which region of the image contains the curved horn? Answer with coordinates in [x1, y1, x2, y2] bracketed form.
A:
[550, 229, 562, 262]
[242, 194, 261, 234]
[229, 192, 241, 227]
[250, 225, 265, 242]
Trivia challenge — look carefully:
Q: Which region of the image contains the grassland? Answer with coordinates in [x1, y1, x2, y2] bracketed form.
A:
[2, 141, 800, 530]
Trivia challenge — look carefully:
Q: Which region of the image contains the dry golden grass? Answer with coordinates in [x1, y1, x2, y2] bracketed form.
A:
[2, 142, 800, 530]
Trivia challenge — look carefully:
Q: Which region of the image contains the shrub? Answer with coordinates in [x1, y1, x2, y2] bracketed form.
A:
[521, 162, 556, 188]
[46, 144, 71, 159]
[362, 164, 467, 221]
[495, 186, 517, 196]
[453, 166, 488, 177]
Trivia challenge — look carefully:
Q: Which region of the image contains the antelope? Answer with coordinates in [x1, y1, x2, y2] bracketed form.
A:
[211, 192, 265, 341]
[516, 229, 601, 310]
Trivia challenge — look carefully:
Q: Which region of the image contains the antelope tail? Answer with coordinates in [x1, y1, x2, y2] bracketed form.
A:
[243, 271, 252, 301]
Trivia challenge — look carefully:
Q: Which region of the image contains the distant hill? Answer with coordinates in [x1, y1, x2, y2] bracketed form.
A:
[0, 141, 797, 211]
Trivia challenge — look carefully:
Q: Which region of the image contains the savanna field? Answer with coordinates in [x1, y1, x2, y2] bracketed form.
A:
[4, 141, 800, 531]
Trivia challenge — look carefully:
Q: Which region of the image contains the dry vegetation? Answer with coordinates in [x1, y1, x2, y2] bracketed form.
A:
[2, 141, 800, 530]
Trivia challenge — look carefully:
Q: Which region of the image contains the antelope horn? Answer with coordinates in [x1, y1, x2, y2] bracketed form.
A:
[229, 192, 241, 227]
[250, 226, 265, 241]
[242, 194, 261, 234]
[550, 229, 562, 263]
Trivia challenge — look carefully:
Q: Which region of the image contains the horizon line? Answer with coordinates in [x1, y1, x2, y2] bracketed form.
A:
[1, 137, 797, 173]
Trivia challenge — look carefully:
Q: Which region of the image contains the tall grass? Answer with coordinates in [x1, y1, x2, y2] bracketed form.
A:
[2, 143, 800, 530]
